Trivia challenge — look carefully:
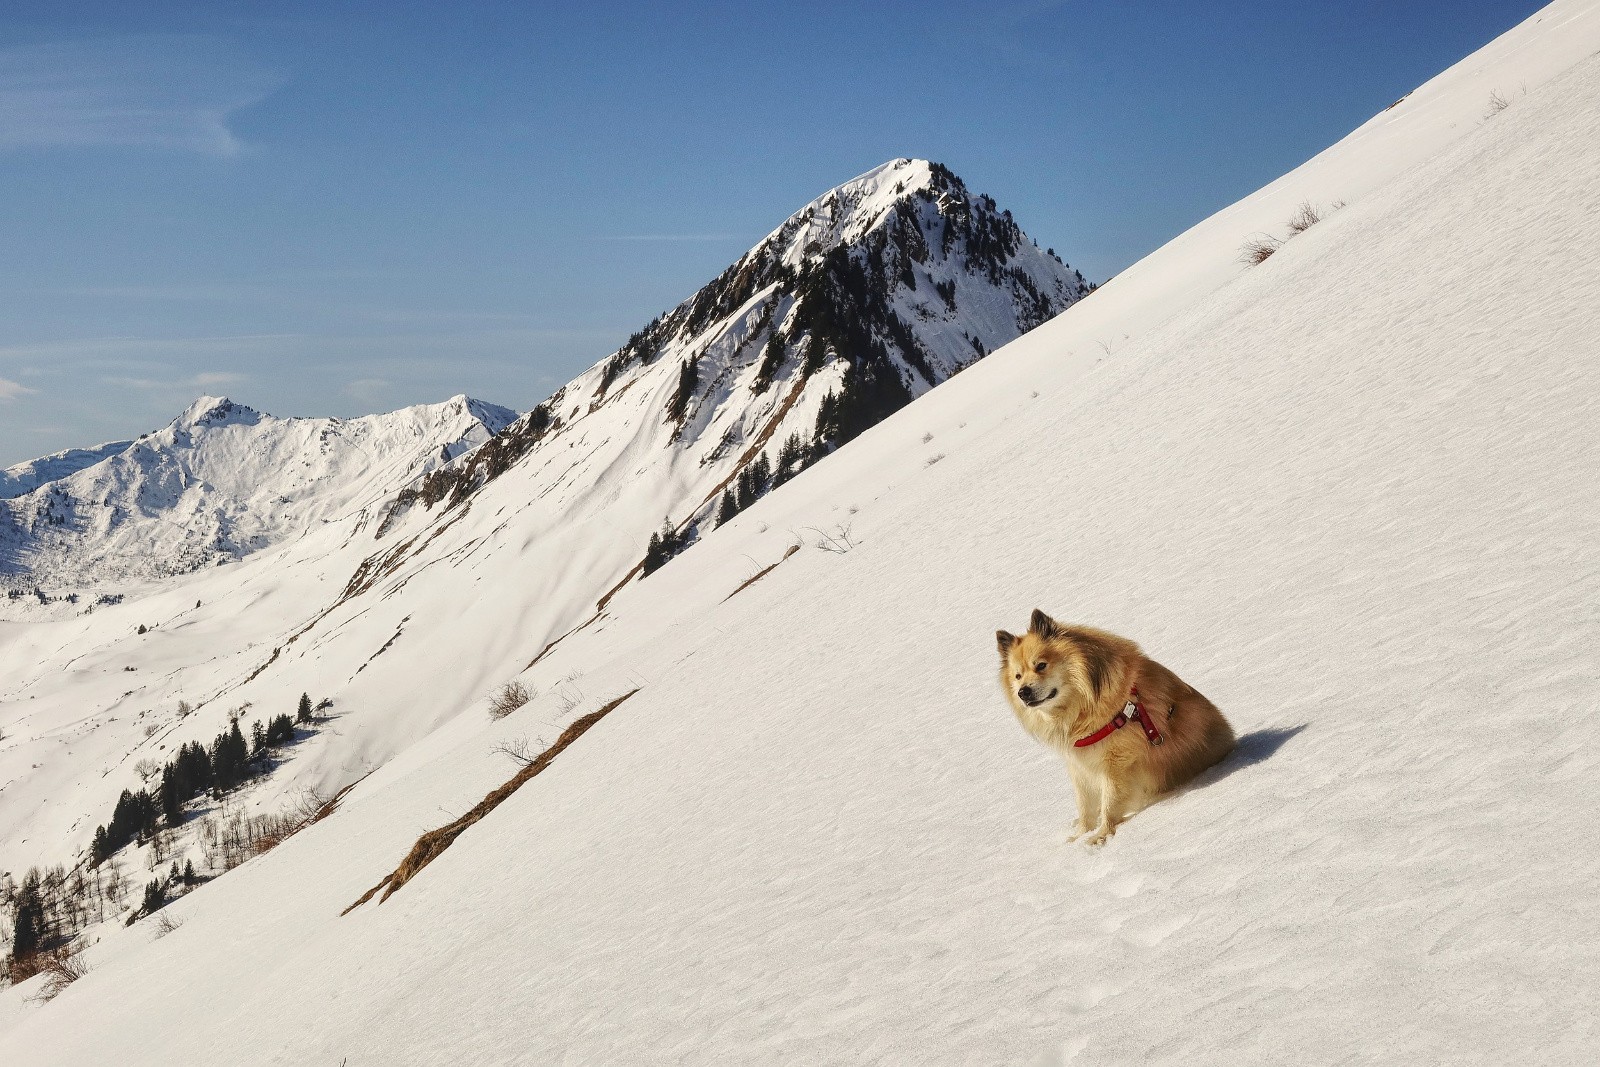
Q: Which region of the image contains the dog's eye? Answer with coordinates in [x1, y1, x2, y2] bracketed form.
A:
[1034, 662, 1047, 672]
[1014, 672, 1021, 680]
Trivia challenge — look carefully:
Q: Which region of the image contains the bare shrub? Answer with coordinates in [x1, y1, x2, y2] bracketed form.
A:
[134, 757, 161, 783]
[152, 909, 182, 939]
[30, 945, 90, 1003]
[1286, 201, 1323, 236]
[810, 524, 857, 554]
[488, 680, 531, 720]
[492, 736, 547, 766]
[1239, 234, 1283, 265]
[291, 786, 339, 826]
[1485, 89, 1511, 117]
[924, 453, 946, 467]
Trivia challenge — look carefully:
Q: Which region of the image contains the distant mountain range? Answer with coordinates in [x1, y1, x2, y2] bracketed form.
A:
[0, 395, 515, 592]
[0, 158, 1085, 609]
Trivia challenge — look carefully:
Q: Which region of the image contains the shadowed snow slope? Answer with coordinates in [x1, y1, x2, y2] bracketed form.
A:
[2, 3, 1599, 1063]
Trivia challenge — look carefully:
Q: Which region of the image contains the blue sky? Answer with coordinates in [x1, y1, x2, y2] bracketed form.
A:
[0, 0, 1547, 465]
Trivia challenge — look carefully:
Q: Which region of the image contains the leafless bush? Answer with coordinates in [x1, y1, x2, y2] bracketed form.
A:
[176, 699, 193, 718]
[143, 723, 159, 739]
[134, 758, 161, 783]
[492, 736, 547, 766]
[488, 680, 531, 720]
[1485, 89, 1511, 117]
[149, 826, 174, 866]
[29, 945, 90, 1003]
[810, 524, 857, 554]
[152, 909, 183, 939]
[1286, 201, 1323, 236]
[200, 807, 304, 871]
[924, 453, 946, 467]
[1239, 234, 1283, 265]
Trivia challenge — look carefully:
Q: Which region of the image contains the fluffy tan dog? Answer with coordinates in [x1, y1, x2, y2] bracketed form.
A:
[997, 610, 1234, 845]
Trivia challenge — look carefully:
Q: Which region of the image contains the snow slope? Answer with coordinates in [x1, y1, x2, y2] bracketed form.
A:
[4, 3, 1600, 1062]
[0, 395, 516, 596]
[0, 440, 133, 500]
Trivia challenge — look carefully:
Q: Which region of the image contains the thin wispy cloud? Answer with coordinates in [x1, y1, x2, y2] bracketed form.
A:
[100, 370, 249, 394]
[0, 334, 300, 375]
[343, 378, 393, 406]
[0, 377, 37, 401]
[0, 35, 280, 155]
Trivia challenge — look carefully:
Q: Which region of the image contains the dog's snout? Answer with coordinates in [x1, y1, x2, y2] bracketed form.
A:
[1018, 685, 1036, 703]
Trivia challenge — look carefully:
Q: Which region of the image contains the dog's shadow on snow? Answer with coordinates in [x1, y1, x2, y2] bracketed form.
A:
[1189, 724, 1308, 790]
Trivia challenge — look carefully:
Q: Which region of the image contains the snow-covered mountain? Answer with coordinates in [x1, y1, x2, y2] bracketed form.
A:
[0, 395, 515, 598]
[0, 440, 133, 500]
[408, 158, 1086, 533]
[0, 159, 1086, 877]
[5, 2, 1600, 1061]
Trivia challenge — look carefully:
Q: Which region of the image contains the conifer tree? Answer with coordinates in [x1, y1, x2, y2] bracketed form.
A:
[297, 692, 313, 724]
[9, 873, 43, 969]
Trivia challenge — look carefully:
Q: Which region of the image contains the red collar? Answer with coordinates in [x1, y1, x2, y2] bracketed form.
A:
[1073, 685, 1165, 748]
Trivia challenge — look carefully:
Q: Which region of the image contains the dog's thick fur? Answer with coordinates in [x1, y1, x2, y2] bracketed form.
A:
[997, 610, 1234, 845]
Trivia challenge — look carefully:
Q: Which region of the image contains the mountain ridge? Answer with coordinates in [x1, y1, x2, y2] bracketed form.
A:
[0, 393, 517, 600]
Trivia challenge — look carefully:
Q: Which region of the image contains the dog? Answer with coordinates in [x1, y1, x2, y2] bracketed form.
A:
[997, 610, 1234, 845]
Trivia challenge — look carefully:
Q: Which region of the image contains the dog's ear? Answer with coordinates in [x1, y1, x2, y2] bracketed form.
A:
[996, 630, 1015, 657]
[1029, 608, 1060, 639]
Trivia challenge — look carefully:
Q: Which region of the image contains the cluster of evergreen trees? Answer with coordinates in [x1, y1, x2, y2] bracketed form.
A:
[89, 694, 317, 866]
[712, 433, 818, 529]
[138, 859, 195, 920]
[642, 523, 691, 577]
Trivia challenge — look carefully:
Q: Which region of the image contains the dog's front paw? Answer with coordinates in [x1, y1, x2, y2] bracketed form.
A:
[1082, 827, 1113, 847]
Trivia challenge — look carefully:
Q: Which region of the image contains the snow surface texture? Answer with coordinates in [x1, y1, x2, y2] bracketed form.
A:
[0, 395, 515, 598]
[4, 2, 1600, 1062]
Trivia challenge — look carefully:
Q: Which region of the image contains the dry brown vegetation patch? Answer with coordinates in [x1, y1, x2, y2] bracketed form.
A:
[24, 945, 90, 1003]
[343, 688, 640, 913]
[724, 543, 801, 602]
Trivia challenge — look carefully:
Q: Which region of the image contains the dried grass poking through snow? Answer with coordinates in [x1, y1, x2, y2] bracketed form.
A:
[343, 689, 640, 913]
